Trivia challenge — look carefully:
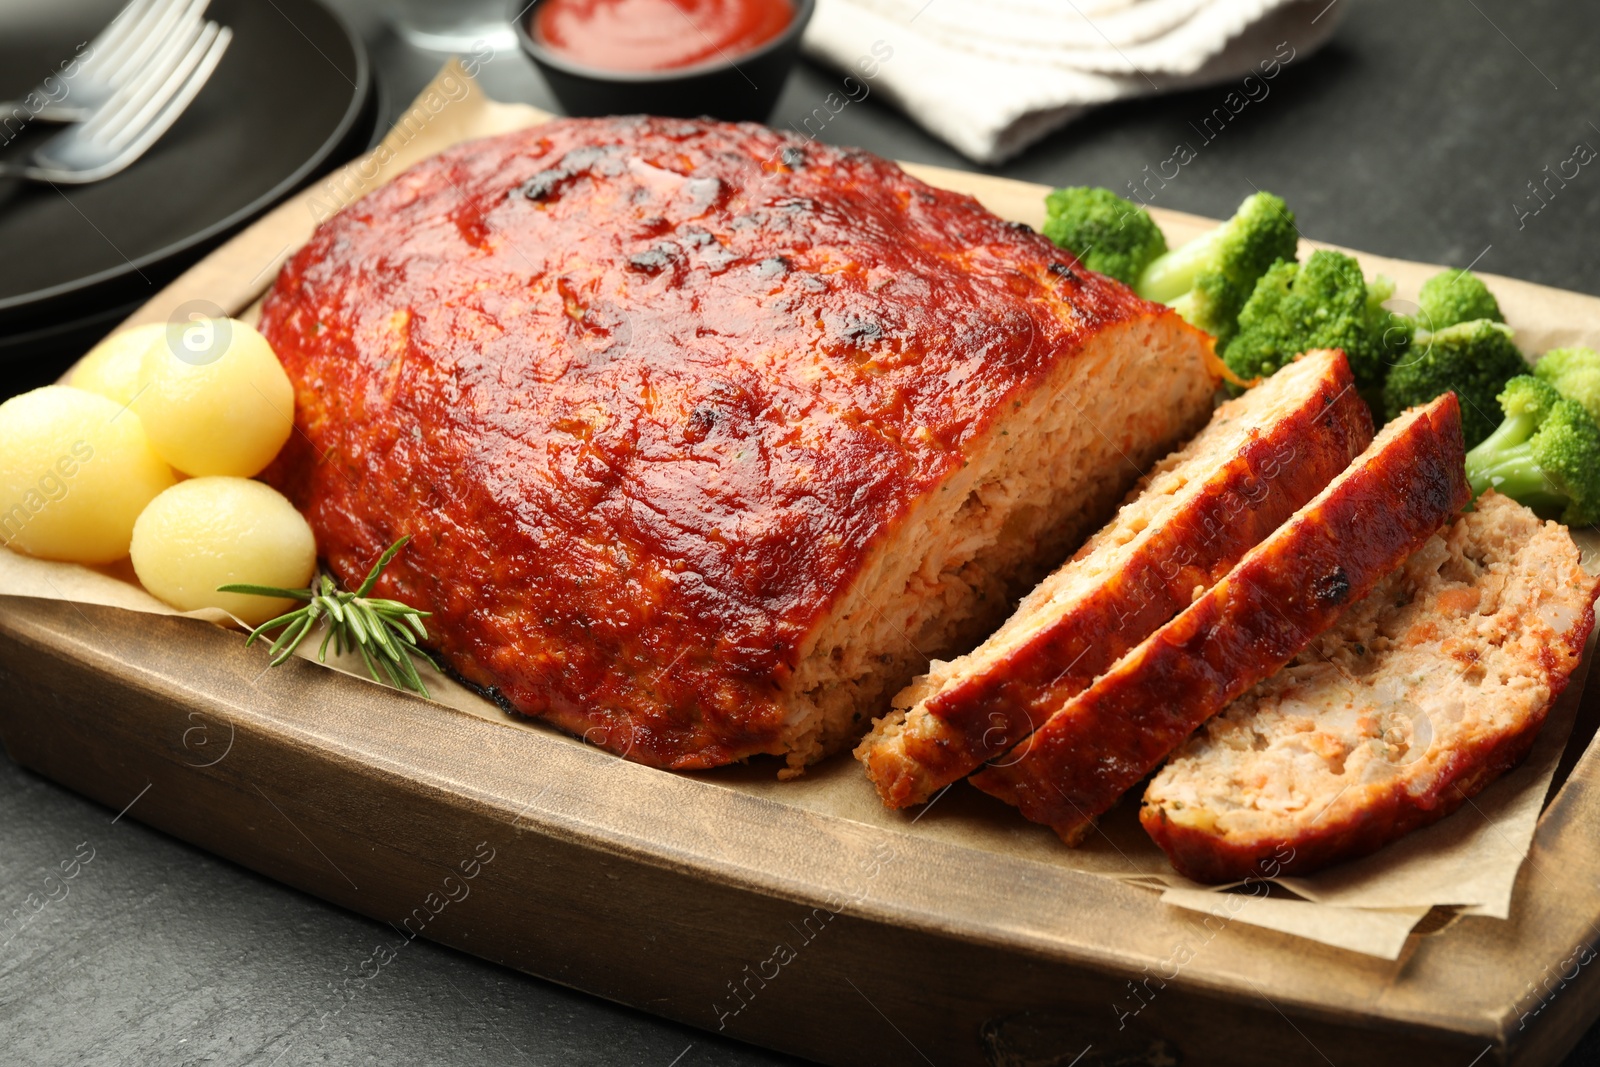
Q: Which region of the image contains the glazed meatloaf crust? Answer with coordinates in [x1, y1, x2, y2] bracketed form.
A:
[858, 349, 1373, 808]
[971, 394, 1471, 842]
[1143, 491, 1600, 883]
[258, 116, 1218, 772]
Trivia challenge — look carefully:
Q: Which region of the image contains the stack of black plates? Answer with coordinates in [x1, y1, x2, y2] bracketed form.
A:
[0, 0, 375, 397]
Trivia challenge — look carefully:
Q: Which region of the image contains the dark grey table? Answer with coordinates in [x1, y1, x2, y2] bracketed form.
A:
[4, 1, 1599, 1063]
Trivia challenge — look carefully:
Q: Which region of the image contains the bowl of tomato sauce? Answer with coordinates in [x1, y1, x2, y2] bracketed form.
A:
[513, 0, 814, 123]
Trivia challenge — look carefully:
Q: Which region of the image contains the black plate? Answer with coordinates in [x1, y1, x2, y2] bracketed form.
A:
[0, 0, 372, 391]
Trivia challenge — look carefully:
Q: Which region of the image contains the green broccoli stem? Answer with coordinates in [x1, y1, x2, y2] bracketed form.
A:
[1466, 443, 1568, 510]
[1136, 228, 1223, 303]
[1463, 410, 1541, 486]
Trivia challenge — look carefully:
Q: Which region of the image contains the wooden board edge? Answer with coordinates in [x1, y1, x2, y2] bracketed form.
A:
[10, 595, 1600, 1065]
[0, 598, 1555, 1062]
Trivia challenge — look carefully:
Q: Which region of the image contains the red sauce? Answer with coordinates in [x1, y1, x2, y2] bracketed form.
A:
[534, 0, 793, 72]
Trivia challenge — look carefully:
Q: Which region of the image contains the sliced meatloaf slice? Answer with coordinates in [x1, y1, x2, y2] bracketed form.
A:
[1142, 491, 1600, 883]
[857, 349, 1373, 808]
[971, 393, 1471, 843]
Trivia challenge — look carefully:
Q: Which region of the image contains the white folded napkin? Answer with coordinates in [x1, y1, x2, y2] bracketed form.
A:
[802, 0, 1346, 163]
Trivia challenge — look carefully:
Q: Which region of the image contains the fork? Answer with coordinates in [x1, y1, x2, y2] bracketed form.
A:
[0, 20, 231, 184]
[0, 0, 211, 124]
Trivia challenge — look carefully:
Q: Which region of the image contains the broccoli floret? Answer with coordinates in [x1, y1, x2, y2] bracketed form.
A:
[1382, 319, 1528, 446]
[1135, 191, 1299, 348]
[1042, 187, 1168, 287]
[1221, 249, 1404, 392]
[1415, 269, 1504, 331]
[1534, 346, 1600, 424]
[1465, 375, 1600, 525]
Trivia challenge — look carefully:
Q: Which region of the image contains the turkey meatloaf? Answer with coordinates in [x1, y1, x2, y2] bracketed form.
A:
[1143, 491, 1600, 882]
[257, 115, 1218, 773]
[859, 349, 1373, 808]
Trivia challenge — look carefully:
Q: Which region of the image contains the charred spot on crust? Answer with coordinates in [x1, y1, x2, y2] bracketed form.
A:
[521, 171, 566, 202]
[1048, 262, 1080, 282]
[838, 318, 886, 345]
[1006, 220, 1035, 234]
[780, 146, 806, 169]
[628, 244, 681, 273]
[686, 403, 721, 442]
[1312, 565, 1351, 607]
[447, 669, 519, 716]
[520, 144, 628, 201]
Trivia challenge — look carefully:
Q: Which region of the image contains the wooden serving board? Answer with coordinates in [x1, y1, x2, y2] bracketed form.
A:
[5, 79, 1600, 1067]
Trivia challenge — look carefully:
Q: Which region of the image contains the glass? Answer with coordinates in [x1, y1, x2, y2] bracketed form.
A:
[390, 0, 517, 53]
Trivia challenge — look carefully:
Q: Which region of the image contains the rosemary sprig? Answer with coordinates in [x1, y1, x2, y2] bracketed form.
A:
[219, 536, 440, 697]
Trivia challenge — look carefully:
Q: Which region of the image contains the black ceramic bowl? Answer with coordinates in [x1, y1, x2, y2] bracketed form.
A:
[512, 0, 814, 123]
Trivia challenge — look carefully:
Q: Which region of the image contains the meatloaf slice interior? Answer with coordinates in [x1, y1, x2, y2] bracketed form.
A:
[1142, 491, 1600, 883]
[258, 116, 1220, 774]
[782, 309, 1215, 775]
[971, 393, 1472, 843]
[856, 349, 1373, 808]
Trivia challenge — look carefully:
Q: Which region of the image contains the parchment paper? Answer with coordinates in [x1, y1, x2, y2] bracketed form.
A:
[4, 61, 1599, 960]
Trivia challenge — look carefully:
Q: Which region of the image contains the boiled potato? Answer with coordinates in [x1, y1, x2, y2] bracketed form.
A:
[0, 386, 176, 563]
[130, 477, 316, 625]
[69, 323, 167, 407]
[136, 318, 294, 478]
